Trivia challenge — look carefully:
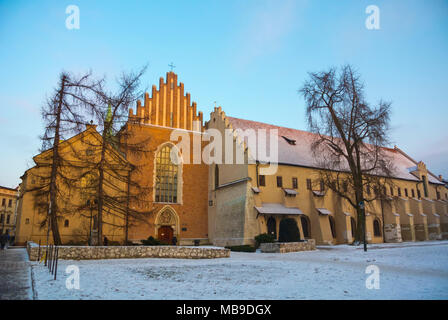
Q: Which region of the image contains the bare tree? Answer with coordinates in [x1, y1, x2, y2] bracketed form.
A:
[299, 65, 394, 251]
[32, 71, 103, 245]
[76, 66, 154, 245]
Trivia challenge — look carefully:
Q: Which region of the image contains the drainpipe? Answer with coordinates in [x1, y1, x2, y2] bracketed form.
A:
[255, 161, 259, 188]
[380, 198, 386, 243]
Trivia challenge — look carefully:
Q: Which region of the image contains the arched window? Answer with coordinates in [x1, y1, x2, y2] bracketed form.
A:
[301, 216, 311, 238]
[267, 217, 276, 238]
[373, 219, 381, 237]
[155, 145, 179, 203]
[215, 165, 219, 189]
[329, 216, 336, 238]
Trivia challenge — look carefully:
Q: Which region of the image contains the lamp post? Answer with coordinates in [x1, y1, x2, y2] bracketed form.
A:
[359, 200, 367, 252]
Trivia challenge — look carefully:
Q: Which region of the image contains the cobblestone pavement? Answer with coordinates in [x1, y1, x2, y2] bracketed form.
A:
[0, 247, 33, 300]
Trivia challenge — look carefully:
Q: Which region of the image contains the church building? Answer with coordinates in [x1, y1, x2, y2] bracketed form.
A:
[15, 71, 448, 246]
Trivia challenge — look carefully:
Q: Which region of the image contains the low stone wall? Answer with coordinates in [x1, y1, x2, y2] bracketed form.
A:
[260, 240, 316, 253]
[26, 242, 230, 261]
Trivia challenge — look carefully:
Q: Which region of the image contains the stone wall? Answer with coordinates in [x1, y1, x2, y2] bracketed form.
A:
[26, 242, 230, 261]
[260, 240, 316, 253]
[384, 223, 402, 243]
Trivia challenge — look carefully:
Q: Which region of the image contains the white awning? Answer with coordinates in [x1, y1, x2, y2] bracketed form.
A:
[255, 203, 303, 215]
[283, 188, 298, 196]
[312, 191, 325, 197]
[251, 187, 261, 194]
[317, 208, 332, 215]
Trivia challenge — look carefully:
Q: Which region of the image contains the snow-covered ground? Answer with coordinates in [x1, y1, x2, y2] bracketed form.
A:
[31, 241, 448, 300]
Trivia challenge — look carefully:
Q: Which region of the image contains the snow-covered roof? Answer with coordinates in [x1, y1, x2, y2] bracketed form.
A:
[316, 208, 332, 215]
[226, 117, 444, 185]
[255, 203, 304, 215]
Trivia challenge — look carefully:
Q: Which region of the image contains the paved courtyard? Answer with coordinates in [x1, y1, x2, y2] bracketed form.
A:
[0, 247, 33, 300]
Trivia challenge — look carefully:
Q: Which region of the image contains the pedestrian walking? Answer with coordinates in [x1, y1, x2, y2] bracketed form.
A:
[0, 233, 6, 250]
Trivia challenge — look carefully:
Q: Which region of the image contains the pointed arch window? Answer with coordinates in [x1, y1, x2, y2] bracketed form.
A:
[155, 145, 179, 203]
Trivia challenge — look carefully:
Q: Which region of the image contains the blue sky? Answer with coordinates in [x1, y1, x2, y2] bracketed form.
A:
[1, 0, 447, 187]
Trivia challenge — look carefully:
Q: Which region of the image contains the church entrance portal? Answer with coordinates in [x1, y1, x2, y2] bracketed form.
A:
[158, 226, 174, 244]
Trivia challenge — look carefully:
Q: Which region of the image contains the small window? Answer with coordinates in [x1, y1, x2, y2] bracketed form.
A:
[25, 218, 30, 224]
[373, 186, 379, 196]
[417, 189, 421, 199]
[8, 199, 12, 207]
[259, 175, 266, 187]
[411, 189, 415, 198]
[276, 176, 283, 188]
[343, 181, 348, 193]
[436, 192, 440, 200]
[64, 219, 69, 227]
[6, 215, 10, 224]
[404, 188, 408, 197]
[320, 180, 325, 192]
[366, 185, 371, 195]
[373, 219, 381, 237]
[292, 177, 298, 189]
[390, 187, 394, 196]
[306, 179, 312, 190]
[0, 214, 3, 223]
[330, 181, 336, 190]
[1, 198, 5, 206]
[398, 188, 401, 197]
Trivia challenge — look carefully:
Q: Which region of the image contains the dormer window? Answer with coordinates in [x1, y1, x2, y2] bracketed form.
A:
[281, 136, 296, 145]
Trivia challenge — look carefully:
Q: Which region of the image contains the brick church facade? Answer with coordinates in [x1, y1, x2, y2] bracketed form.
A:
[15, 71, 448, 246]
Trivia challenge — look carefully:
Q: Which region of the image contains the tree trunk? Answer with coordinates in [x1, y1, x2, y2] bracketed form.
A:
[48, 75, 66, 245]
[125, 171, 131, 245]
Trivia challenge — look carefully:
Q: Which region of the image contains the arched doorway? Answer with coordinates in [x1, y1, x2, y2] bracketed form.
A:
[278, 218, 301, 242]
[300, 216, 311, 239]
[329, 216, 336, 238]
[155, 206, 179, 244]
[350, 217, 357, 239]
[267, 217, 276, 239]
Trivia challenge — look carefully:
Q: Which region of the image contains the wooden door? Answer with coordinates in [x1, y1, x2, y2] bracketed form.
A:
[158, 226, 173, 244]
